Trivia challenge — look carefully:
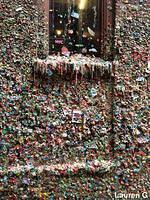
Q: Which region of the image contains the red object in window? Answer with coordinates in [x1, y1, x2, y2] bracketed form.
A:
[61, 46, 70, 56]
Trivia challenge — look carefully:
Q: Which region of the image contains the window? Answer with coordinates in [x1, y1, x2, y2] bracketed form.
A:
[49, 0, 115, 58]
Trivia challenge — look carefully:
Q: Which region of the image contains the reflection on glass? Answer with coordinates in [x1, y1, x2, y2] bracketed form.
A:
[78, 0, 88, 10]
[49, 0, 100, 56]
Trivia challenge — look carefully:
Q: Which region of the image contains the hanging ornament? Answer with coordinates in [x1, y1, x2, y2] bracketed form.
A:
[89, 48, 97, 53]
[68, 29, 74, 34]
[88, 27, 95, 37]
[81, 48, 87, 54]
[71, 10, 79, 19]
[67, 0, 71, 22]
[92, 6, 97, 29]
[61, 46, 70, 57]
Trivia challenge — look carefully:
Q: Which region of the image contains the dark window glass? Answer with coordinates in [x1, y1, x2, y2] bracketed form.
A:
[49, 0, 100, 56]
